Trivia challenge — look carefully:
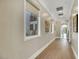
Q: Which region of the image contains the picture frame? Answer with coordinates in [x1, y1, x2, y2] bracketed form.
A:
[24, 10, 38, 36]
[73, 14, 78, 33]
[45, 20, 50, 32]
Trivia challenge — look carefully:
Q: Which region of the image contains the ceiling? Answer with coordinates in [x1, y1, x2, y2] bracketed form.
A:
[38, 0, 78, 21]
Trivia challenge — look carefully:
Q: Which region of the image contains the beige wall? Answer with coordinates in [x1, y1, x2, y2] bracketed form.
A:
[54, 21, 61, 37]
[72, 33, 78, 54]
[69, 15, 78, 55]
[69, 0, 78, 54]
[71, 0, 78, 55]
[0, 0, 55, 59]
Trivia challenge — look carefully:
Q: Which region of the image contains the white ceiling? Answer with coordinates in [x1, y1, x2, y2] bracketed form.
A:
[38, 0, 77, 21]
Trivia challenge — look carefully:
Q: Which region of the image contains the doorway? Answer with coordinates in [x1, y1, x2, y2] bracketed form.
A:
[60, 24, 68, 39]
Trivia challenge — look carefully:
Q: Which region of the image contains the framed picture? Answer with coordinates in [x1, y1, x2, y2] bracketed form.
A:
[73, 14, 78, 33]
[25, 10, 38, 36]
[24, 0, 40, 41]
[45, 20, 50, 32]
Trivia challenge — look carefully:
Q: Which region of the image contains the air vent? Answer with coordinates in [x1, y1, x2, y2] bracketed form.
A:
[56, 7, 64, 17]
[58, 13, 63, 16]
[56, 7, 63, 11]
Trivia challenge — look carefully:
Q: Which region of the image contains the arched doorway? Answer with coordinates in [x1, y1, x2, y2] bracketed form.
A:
[60, 24, 68, 39]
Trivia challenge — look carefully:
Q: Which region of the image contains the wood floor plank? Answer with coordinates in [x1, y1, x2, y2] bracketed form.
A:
[36, 39, 75, 59]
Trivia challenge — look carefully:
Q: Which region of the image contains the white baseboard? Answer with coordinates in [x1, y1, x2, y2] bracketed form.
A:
[28, 37, 56, 59]
[71, 46, 78, 59]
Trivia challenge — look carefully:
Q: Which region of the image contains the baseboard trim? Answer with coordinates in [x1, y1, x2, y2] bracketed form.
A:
[71, 46, 78, 59]
[28, 37, 56, 59]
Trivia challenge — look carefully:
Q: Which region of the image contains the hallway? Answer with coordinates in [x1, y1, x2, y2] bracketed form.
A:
[0, 0, 78, 59]
[36, 39, 75, 59]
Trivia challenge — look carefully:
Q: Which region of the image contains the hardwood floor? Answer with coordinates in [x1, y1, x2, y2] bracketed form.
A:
[36, 38, 75, 59]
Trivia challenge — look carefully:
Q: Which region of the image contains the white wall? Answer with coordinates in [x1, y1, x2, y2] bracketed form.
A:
[54, 21, 61, 37]
[69, 14, 78, 56]
[71, 16, 78, 55]
[71, 0, 78, 56]
[72, 33, 78, 54]
[0, 0, 55, 59]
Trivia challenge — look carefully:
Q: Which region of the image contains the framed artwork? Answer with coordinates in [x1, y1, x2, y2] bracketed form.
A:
[24, 10, 38, 36]
[24, 0, 41, 41]
[45, 20, 50, 32]
[73, 14, 78, 33]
